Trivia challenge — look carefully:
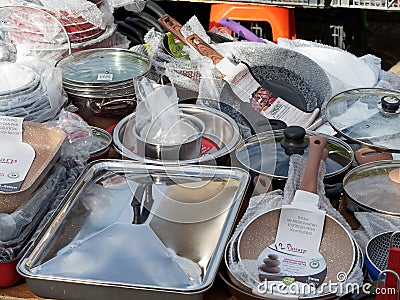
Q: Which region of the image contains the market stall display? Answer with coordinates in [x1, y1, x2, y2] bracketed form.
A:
[0, 2, 400, 299]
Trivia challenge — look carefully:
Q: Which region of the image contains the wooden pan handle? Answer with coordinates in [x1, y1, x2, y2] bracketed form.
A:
[158, 14, 188, 45]
[186, 33, 224, 65]
[355, 147, 393, 165]
[299, 136, 327, 194]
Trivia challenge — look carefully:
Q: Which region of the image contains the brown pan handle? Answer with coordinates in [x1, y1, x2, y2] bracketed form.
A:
[355, 147, 393, 165]
[186, 33, 224, 65]
[299, 136, 327, 195]
[158, 14, 188, 46]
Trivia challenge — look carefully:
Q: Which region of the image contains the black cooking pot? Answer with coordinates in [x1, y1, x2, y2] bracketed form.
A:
[234, 126, 354, 195]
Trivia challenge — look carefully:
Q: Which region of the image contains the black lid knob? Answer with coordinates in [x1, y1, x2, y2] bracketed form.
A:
[280, 126, 308, 152]
[381, 96, 400, 113]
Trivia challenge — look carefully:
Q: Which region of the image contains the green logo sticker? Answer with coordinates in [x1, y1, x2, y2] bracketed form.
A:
[7, 172, 19, 179]
[310, 260, 320, 269]
[282, 277, 295, 286]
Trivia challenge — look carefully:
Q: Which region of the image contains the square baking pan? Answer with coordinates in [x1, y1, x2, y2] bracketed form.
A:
[18, 159, 250, 300]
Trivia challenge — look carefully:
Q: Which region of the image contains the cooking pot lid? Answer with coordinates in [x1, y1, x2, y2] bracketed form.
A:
[235, 126, 353, 179]
[343, 160, 400, 215]
[57, 48, 151, 85]
[325, 88, 400, 152]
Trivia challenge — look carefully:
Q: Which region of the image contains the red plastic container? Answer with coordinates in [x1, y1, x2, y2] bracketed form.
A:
[0, 259, 21, 288]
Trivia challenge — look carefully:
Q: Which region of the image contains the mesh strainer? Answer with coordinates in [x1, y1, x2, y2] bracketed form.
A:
[366, 231, 400, 281]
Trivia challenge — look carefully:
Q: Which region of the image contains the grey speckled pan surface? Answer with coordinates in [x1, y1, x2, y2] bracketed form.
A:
[215, 42, 332, 131]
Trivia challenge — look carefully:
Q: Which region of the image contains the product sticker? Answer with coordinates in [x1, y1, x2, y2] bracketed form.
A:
[257, 195, 327, 293]
[0, 116, 35, 192]
[261, 97, 320, 128]
[97, 73, 113, 81]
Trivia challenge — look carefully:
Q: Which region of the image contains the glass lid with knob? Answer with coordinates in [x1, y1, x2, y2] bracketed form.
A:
[234, 126, 354, 180]
[325, 88, 400, 153]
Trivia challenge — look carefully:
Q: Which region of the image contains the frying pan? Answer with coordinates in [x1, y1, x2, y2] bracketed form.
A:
[159, 15, 331, 134]
[226, 136, 356, 298]
[158, 15, 288, 133]
[223, 218, 359, 299]
[213, 42, 332, 112]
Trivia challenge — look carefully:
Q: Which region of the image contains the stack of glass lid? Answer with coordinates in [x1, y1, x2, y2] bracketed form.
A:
[0, 62, 55, 122]
[56, 48, 151, 126]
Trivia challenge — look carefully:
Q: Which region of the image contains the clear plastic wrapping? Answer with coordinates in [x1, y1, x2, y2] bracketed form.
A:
[0, 2, 117, 62]
[0, 110, 90, 262]
[0, 61, 67, 123]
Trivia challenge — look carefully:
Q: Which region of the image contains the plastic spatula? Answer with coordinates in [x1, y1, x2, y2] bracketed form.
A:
[218, 18, 266, 43]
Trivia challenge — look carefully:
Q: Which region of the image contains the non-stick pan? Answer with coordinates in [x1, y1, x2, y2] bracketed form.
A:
[226, 136, 356, 298]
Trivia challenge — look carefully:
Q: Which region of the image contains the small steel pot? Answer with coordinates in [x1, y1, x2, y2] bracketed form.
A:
[112, 104, 241, 166]
[132, 113, 205, 161]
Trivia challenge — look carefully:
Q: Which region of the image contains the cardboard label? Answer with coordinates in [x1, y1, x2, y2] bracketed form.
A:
[275, 206, 325, 255]
[0, 142, 35, 192]
[222, 63, 260, 103]
[0, 116, 35, 192]
[0, 116, 23, 143]
[257, 193, 327, 292]
[257, 247, 327, 289]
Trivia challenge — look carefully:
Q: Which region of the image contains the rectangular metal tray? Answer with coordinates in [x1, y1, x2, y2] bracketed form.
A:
[18, 160, 249, 300]
[0, 121, 66, 213]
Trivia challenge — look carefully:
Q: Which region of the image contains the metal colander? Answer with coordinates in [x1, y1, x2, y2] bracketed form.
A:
[366, 231, 400, 280]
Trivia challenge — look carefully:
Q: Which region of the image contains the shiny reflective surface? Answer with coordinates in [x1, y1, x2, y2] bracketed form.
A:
[18, 160, 249, 300]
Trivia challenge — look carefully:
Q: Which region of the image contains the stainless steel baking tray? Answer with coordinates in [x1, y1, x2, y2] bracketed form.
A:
[18, 160, 250, 300]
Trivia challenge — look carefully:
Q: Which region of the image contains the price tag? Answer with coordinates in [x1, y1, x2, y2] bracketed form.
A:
[97, 73, 113, 81]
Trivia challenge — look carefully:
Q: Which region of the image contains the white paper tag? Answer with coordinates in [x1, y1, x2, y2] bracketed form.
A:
[257, 247, 327, 290]
[221, 63, 259, 103]
[0, 142, 35, 192]
[0, 116, 23, 143]
[261, 97, 320, 128]
[257, 192, 327, 292]
[97, 73, 113, 81]
[275, 206, 326, 255]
